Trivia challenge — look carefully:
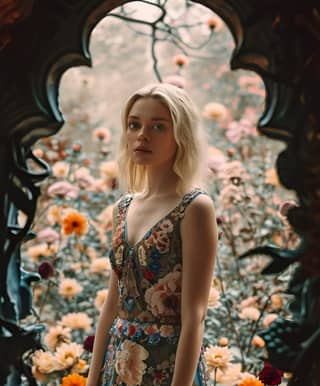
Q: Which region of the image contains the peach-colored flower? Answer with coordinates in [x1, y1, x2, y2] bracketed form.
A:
[47, 181, 79, 199]
[208, 146, 227, 175]
[95, 289, 109, 311]
[240, 296, 260, 309]
[270, 294, 283, 310]
[47, 205, 63, 225]
[218, 337, 229, 346]
[265, 168, 280, 186]
[99, 160, 118, 188]
[52, 161, 70, 178]
[44, 325, 71, 350]
[71, 359, 88, 374]
[173, 54, 189, 67]
[55, 342, 84, 369]
[97, 204, 114, 231]
[26, 243, 52, 262]
[238, 376, 264, 386]
[207, 15, 223, 31]
[226, 119, 257, 143]
[163, 75, 186, 89]
[215, 362, 242, 384]
[202, 102, 228, 121]
[59, 278, 83, 299]
[90, 257, 111, 274]
[73, 167, 96, 189]
[115, 340, 149, 386]
[33, 148, 44, 158]
[219, 184, 243, 208]
[239, 307, 260, 321]
[85, 246, 99, 260]
[31, 350, 61, 380]
[218, 160, 249, 182]
[251, 335, 265, 348]
[92, 127, 111, 143]
[145, 270, 181, 317]
[262, 313, 278, 327]
[159, 325, 175, 337]
[207, 287, 220, 308]
[62, 210, 88, 237]
[205, 345, 232, 372]
[36, 227, 59, 244]
[60, 312, 92, 331]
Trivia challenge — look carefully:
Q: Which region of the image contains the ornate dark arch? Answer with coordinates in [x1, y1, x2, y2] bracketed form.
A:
[0, 0, 319, 385]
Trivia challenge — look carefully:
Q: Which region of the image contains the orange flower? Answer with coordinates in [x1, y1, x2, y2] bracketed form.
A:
[60, 373, 87, 386]
[62, 211, 88, 237]
[238, 377, 264, 386]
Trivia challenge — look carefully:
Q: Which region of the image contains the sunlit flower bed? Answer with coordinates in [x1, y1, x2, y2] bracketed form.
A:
[21, 85, 298, 386]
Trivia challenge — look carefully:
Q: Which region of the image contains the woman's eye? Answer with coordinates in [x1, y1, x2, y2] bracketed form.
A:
[153, 124, 165, 131]
[127, 122, 140, 130]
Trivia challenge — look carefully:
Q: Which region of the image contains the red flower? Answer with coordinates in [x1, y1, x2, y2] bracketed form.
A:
[38, 261, 54, 279]
[144, 271, 155, 280]
[127, 325, 137, 337]
[258, 362, 283, 385]
[83, 335, 95, 352]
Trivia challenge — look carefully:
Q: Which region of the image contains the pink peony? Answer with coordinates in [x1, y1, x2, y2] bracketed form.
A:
[37, 227, 59, 243]
[47, 181, 79, 199]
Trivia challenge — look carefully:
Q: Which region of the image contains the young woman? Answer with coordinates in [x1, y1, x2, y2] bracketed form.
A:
[87, 83, 218, 386]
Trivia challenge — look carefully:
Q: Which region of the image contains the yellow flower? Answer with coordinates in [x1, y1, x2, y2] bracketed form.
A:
[202, 102, 228, 121]
[95, 289, 109, 311]
[62, 210, 88, 237]
[204, 345, 232, 372]
[55, 342, 84, 369]
[60, 373, 87, 386]
[238, 376, 264, 386]
[61, 312, 92, 331]
[59, 278, 83, 300]
[44, 325, 71, 350]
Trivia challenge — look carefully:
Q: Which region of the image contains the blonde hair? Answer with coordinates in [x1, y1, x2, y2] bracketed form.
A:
[117, 83, 208, 195]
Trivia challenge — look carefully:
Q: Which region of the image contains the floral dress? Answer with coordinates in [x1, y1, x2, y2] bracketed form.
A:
[101, 188, 211, 386]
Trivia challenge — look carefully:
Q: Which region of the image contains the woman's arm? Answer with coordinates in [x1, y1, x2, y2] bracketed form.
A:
[86, 205, 120, 386]
[171, 194, 217, 386]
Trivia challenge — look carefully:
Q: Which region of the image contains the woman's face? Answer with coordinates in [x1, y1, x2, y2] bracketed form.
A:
[126, 97, 177, 168]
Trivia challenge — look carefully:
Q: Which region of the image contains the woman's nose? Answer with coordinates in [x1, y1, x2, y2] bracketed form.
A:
[138, 126, 149, 140]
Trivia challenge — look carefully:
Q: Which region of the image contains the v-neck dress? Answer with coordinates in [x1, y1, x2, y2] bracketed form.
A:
[101, 188, 211, 386]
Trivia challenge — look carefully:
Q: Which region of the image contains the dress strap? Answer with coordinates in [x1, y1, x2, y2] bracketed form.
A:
[117, 193, 133, 211]
[178, 188, 209, 219]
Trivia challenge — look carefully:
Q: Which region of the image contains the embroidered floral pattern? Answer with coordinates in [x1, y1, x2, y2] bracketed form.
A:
[104, 188, 211, 385]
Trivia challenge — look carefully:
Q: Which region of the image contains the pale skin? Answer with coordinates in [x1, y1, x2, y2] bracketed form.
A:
[87, 97, 217, 386]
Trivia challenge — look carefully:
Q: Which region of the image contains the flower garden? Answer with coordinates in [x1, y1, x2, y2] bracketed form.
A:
[20, 3, 299, 386]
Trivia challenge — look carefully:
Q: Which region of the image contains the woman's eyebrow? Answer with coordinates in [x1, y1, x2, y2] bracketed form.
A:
[128, 115, 170, 122]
